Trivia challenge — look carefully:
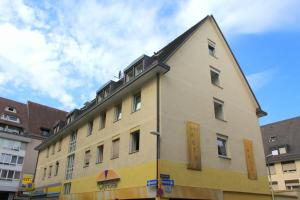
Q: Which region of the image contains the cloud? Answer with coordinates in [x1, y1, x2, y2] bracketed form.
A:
[246, 69, 277, 91]
[176, 0, 300, 34]
[0, 0, 298, 110]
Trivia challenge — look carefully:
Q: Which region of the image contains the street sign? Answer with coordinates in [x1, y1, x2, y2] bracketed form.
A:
[147, 179, 157, 187]
[161, 179, 174, 186]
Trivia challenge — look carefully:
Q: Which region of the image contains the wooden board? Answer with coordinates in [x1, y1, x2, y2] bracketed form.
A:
[186, 121, 201, 170]
[243, 139, 257, 180]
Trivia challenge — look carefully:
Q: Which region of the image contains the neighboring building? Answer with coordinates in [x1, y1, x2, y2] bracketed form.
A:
[261, 116, 300, 191]
[33, 15, 270, 200]
[0, 97, 67, 200]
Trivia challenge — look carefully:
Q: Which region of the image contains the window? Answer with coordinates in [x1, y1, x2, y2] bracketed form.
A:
[132, 92, 141, 112]
[271, 149, 279, 156]
[41, 128, 50, 137]
[96, 145, 104, 164]
[99, 112, 106, 129]
[272, 181, 279, 190]
[3, 154, 11, 164]
[269, 136, 277, 142]
[48, 165, 52, 178]
[282, 161, 296, 173]
[213, 98, 224, 120]
[208, 39, 216, 56]
[111, 138, 120, 159]
[217, 134, 228, 157]
[14, 171, 20, 179]
[52, 143, 56, 155]
[269, 164, 276, 175]
[279, 147, 287, 154]
[69, 131, 77, 153]
[43, 168, 47, 180]
[115, 104, 122, 121]
[125, 69, 134, 82]
[5, 106, 17, 113]
[55, 162, 59, 176]
[87, 120, 93, 136]
[58, 140, 62, 152]
[135, 64, 143, 76]
[66, 154, 75, 180]
[46, 147, 50, 158]
[285, 180, 300, 190]
[1, 114, 20, 123]
[64, 183, 71, 195]
[210, 67, 220, 86]
[7, 170, 14, 179]
[84, 150, 91, 167]
[1, 170, 8, 178]
[130, 130, 140, 153]
[11, 156, 17, 165]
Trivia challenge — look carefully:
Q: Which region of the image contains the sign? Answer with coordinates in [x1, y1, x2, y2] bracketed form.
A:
[161, 179, 174, 186]
[186, 121, 201, 170]
[244, 139, 257, 180]
[96, 170, 120, 191]
[147, 179, 157, 187]
[160, 174, 170, 180]
[22, 174, 33, 185]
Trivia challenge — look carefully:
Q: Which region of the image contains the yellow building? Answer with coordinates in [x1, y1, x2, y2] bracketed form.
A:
[33, 15, 271, 200]
[261, 116, 300, 192]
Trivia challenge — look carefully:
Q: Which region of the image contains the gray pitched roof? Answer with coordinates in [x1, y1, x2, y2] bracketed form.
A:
[261, 116, 300, 164]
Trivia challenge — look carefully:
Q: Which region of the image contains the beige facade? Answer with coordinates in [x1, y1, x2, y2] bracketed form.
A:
[33, 15, 276, 200]
[269, 160, 300, 191]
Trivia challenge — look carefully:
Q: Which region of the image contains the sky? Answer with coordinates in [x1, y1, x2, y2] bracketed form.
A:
[0, 0, 299, 125]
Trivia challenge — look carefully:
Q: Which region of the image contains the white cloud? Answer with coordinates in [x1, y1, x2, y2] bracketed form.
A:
[0, 0, 298, 110]
[246, 69, 277, 91]
[176, 0, 300, 34]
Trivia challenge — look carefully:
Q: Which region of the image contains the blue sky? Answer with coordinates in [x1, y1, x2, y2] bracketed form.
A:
[0, 0, 299, 125]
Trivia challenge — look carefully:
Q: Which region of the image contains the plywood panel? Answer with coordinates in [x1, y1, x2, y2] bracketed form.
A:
[186, 121, 201, 170]
[243, 139, 257, 180]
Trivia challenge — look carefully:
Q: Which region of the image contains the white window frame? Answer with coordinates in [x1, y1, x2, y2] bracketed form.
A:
[115, 104, 122, 121]
[130, 130, 140, 153]
[210, 66, 221, 87]
[132, 92, 141, 112]
[213, 98, 225, 121]
[96, 145, 104, 164]
[216, 134, 229, 158]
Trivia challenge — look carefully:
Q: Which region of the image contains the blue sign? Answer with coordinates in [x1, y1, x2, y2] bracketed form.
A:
[161, 179, 174, 186]
[147, 179, 157, 187]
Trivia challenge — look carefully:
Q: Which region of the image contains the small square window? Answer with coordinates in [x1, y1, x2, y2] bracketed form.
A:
[217, 134, 228, 157]
[130, 130, 140, 153]
[84, 150, 91, 167]
[132, 92, 141, 112]
[99, 112, 106, 130]
[14, 171, 20, 179]
[7, 170, 14, 179]
[17, 156, 23, 165]
[279, 147, 287, 154]
[115, 104, 122, 121]
[210, 67, 220, 86]
[5, 106, 17, 113]
[272, 149, 279, 156]
[111, 138, 120, 159]
[96, 145, 104, 163]
[213, 98, 224, 120]
[87, 120, 93, 136]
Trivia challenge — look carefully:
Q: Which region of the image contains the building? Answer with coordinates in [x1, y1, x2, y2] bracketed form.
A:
[261, 116, 300, 191]
[33, 15, 271, 200]
[0, 97, 67, 200]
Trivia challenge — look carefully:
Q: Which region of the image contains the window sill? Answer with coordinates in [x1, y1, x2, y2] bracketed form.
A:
[114, 119, 121, 123]
[129, 150, 139, 154]
[83, 165, 89, 168]
[96, 161, 103, 165]
[212, 83, 223, 89]
[215, 118, 227, 123]
[111, 156, 119, 160]
[209, 54, 218, 59]
[131, 108, 141, 114]
[218, 155, 231, 160]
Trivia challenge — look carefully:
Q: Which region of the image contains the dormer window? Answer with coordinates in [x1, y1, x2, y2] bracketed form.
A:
[5, 106, 17, 113]
[126, 69, 134, 82]
[41, 128, 50, 137]
[98, 86, 110, 102]
[135, 64, 143, 76]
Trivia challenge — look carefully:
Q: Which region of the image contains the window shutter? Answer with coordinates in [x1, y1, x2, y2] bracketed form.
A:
[186, 121, 201, 170]
[243, 139, 257, 180]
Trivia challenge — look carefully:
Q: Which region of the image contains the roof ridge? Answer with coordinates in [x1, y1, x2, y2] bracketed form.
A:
[261, 115, 300, 127]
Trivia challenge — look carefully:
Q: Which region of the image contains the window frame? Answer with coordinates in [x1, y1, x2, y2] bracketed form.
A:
[96, 144, 104, 164]
[84, 149, 91, 167]
[111, 138, 120, 159]
[130, 130, 140, 154]
[210, 66, 221, 87]
[216, 134, 230, 159]
[114, 103, 122, 122]
[99, 112, 106, 130]
[87, 120, 93, 136]
[132, 92, 142, 113]
[208, 39, 216, 57]
[213, 98, 225, 121]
